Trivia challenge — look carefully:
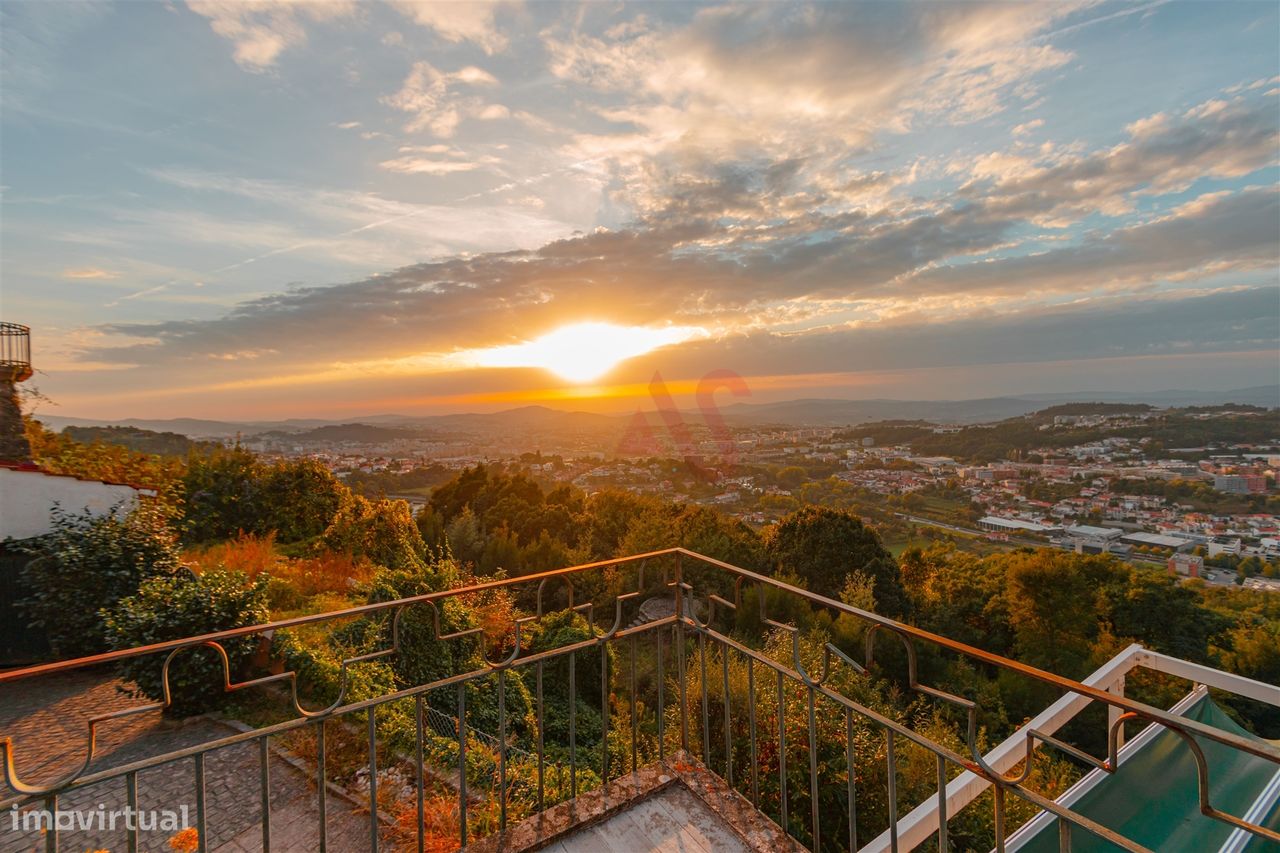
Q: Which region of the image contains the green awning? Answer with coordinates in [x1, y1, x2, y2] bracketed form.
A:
[1010, 694, 1280, 852]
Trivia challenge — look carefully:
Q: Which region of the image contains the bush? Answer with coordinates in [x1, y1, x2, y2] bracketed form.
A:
[103, 568, 271, 716]
[18, 504, 182, 657]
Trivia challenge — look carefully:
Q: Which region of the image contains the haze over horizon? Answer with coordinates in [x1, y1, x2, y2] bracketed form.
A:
[3, 1, 1279, 421]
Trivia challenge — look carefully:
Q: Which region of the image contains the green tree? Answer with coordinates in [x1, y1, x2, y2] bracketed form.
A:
[480, 524, 522, 574]
[904, 545, 1013, 654]
[1106, 570, 1229, 663]
[182, 445, 264, 541]
[321, 493, 429, 571]
[765, 506, 907, 616]
[183, 446, 344, 544]
[1003, 551, 1100, 677]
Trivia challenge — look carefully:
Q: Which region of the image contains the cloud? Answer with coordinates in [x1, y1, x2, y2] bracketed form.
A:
[1012, 119, 1045, 137]
[186, 1, 358, 72]
[640, 286, 1280, 379]
[81, 172, 1278, 375]
[378, 157, 481, 175]
[964, 93, 1280, 222]
[543, 2, 1085, 215]
[903, 186, 1280, 297]
[60, 71, 1280, 379]
[388, 1, 515, 54]
[382, 61, 502, 137]
[63, 267, 118, 280]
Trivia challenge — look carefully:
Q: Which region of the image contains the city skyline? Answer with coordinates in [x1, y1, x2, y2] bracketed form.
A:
[2, 1, 1278, 419]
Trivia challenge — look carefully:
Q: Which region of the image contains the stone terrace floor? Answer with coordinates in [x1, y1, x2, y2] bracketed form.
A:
[553, 784, 753, 853]
[0, 669, 379, 853]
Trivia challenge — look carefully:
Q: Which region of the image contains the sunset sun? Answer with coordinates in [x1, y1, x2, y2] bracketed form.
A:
[464, 322, 705, 383]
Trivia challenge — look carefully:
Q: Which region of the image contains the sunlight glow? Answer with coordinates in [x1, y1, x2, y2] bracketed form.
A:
[461, 322, 706, 383]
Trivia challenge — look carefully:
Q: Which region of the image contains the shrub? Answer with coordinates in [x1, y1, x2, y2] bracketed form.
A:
[274, 551, 373, 599]
[103, 568, 271, 716]
[184, 532, 281, 577]
[185, 533, 372, 614]
[18, 504, 182, 657]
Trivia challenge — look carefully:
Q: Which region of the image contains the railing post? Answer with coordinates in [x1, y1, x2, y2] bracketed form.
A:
[1109, 676, 1126, 750]
[458, 683, 468, 848]
[195, 753, 208, 853]
[43, 794, 56, 853]
[699, 631, 710, 765]
[367, 708, 379, 853]
[657, 625, 666, 760]
[536, 662, 546, 810]
[316, 720, 327, 853]
[630, 634, 639, 774]
[259, 738, 272, 853]
[748, 656, 759, 805]
[676, 553, 689, 753]
[413, 695, 424, 853]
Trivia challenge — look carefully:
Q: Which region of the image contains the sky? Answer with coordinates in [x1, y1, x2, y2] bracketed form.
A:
[2, 0, 1278, 421]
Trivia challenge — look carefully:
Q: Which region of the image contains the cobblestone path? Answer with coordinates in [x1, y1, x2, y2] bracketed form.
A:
[0, 670, 384, 853]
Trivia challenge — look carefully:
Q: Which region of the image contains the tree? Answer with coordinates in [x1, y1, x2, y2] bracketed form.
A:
[321, 493, 429, 571]
[1106, 570, 1229, 663]
[1238, 556, 1264, 581]
[1002, 551, 1100, 677]
[777, 466, 807, 489]
[182, 445, 263, 542]
[765, 507, 907, 616]
[479, 524, 521, 574]
[905, 545, 1013, 654]
[183, 446, 344, 544]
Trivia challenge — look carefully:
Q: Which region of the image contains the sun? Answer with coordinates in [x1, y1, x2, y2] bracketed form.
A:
[464, 322, 704, 383]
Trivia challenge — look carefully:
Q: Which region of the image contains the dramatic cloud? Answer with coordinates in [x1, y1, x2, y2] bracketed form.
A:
[6, 1, 1278, 416]
[546, 2, 1084, 215]
[86, 120, 1279, 376]
[904, 187, 1280, 297]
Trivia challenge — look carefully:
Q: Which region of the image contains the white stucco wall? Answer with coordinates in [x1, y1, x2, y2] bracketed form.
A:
[0, 467, 151, 541]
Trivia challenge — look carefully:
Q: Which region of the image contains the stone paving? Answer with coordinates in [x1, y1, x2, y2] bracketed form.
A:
[0, 670, 384, 852]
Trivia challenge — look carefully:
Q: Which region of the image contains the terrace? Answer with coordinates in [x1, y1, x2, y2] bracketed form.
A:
[1, 548, 1277, 852]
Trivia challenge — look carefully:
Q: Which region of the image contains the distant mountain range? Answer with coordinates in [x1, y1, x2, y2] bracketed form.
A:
[32, 385, 1278, 438]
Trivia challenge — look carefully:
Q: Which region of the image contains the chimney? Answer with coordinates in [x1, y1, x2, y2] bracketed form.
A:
[0, 323, 33, 463]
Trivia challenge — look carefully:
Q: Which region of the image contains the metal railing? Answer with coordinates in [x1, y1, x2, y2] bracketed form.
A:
[1, 547, 1277, 852]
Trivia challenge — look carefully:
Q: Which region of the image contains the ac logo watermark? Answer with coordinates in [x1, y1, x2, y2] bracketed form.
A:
[616, 369, 751, 468]
[9, 803, 190, 833]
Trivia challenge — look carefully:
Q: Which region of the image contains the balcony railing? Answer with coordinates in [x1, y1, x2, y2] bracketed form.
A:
[0, 323, 32, 383]
[1, 547, 1277, 852]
